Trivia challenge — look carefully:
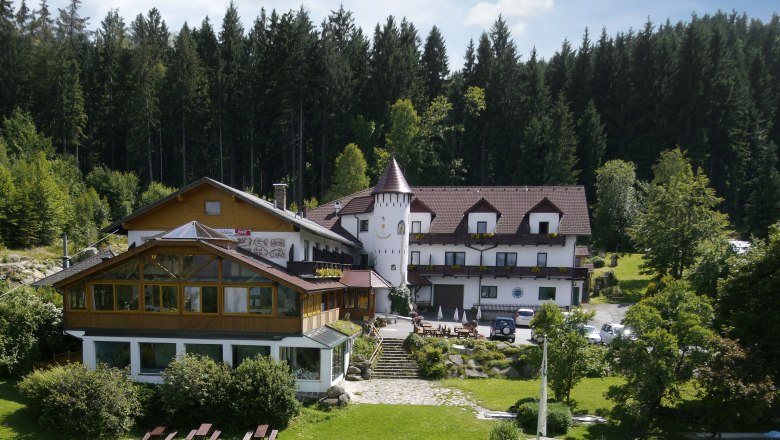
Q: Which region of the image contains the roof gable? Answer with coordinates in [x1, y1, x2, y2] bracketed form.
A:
[372, 158, 412, 194]
[464, 197, 502, 216]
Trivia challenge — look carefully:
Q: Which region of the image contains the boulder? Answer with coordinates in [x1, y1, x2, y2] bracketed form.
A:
[347, 366, 361, 375]
[338, 394, 350, 406]
[495, 342, 510, 351]
[504, 367, 521, 379]
[448, 354, 464, 366]
[345, 374, 363, 381]
[318, 397, 340, 409]
[465, 368, 488, 379]
[326, 385, 345, 398]
[361, 368, 372, 380]
[5, 254, 21, 263]
[467, 359, 477, 369]
[451, 344, 474, 355]
[19, 256, 35, 262]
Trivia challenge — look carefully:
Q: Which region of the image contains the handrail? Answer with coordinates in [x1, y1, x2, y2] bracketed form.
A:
[367, 323, 383, 366]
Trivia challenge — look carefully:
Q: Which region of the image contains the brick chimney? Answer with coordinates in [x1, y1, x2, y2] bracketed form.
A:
[273, 183, 287, 210]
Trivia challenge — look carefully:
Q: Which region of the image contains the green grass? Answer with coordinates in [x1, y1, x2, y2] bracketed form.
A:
[0, 245, 63, 263]
[440, 377, 624, 416]
[282, 404, 494, 439]
[591, 253, 652, 304]
[0, 380, 45, 440]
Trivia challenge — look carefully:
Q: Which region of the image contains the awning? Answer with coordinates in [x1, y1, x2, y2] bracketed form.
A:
[407, 272, 431, 286]
[339, 270, 392, 289]
[304, 326, 348, 348]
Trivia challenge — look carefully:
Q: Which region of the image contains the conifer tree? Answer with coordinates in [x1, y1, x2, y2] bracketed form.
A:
[745, 142, 780, 238]
[421, 25, 448, 102]
[576, 100, 607, 197]
[543, 93, 579, 185]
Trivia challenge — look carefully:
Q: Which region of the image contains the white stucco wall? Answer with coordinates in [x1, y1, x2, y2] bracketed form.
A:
[409, 213, 432, 233]
[529, 212, 560, 234]
[409, 236, 576, 268]
[467, 213, 498, 233]
[361, 193, 410, 289]
[421, 277, 583, 310]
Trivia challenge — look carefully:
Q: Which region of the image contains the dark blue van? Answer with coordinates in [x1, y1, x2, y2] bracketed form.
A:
[489, 317, 516, 343]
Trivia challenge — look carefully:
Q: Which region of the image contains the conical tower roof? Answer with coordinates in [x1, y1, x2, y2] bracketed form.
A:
[372, 157, 413, 194]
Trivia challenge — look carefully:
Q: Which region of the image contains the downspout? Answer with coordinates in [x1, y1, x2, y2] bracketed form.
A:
[466, 243, 498, 308]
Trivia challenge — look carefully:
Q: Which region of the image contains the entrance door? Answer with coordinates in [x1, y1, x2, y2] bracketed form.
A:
[434, 284, 464, 309]
[572, 287, 580, 306]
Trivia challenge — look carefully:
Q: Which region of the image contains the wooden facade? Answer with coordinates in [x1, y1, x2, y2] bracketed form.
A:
[123, 185, 294, 233]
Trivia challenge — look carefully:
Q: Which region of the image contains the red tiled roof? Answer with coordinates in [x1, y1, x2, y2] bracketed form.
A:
[464, 197, 502, 216]
[575, 246, 590, 256]
[372, 158, 412, 194]
[309, 186, 591, 236]
[339, 195, 374, 215]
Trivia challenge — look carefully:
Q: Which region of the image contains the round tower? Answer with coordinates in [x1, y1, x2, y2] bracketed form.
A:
[369, 158, 412, 313]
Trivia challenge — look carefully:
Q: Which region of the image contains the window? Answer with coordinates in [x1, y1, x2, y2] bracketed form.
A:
[359, 219, 369, 232]
[411, 221, 421, 233]
[93, 259, 139, 280]
[68, 283, 86, 310]
[205, 200, 221, 215]
[249, 287, 273, 314]
[332, 342, 345, 380]
[359, 253, 369, 266]
[143, 255, 180, 281]
[232, 345, 270, 368]
[144, 285, 178, 312]
[539, 221, 549, 234]
[537, 253, 548, 267]
[184, 286, 218, 313]
[477, 221, 487, 234]
[480, 285, 498, 298]
[445, 252, 465, 266]
[93, 284, 114, 310]
[277, 285, 300, 316]
[140, 343, 176, 374]
[410, 251, 421, 265]
[304, 240, 310, 261]
[357, 291, 369, 309]
[224, 287, 248, 313]
[116, 285, 139, 311]
[181, 255, 218, 281]
[496, 252, 517, 267]
[281, 346, 320, 380]
[325, 245, 330, 251]
[95, 341, 130, 369]
[186, 344, 223, 362]
[222, 260, 271, 283]
[539, 287, 557, 301]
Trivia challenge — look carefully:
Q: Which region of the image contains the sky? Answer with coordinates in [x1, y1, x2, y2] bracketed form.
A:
[43, 0, 778, 69]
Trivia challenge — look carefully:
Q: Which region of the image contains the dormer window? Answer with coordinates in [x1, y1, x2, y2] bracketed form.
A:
[539, 222, 549, 234]
[411, 221, 421, 233]
[477, 222, 487, 234]
[205, 200, 221, 216]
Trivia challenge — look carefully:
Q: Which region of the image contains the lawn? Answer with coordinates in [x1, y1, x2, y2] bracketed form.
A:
[440, 377, 624, 416]
[590, 253, 652, 304]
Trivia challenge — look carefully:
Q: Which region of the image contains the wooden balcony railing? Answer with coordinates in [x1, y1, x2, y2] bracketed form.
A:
[409, 233, 567, 246]
[407, 264, 588, 280]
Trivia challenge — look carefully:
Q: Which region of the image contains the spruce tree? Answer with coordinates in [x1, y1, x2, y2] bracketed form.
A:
[576, 100, 607, 198]
[543, 93, 579, 185]
[745, 142, 780, 238]
[421, 25, 449, 102]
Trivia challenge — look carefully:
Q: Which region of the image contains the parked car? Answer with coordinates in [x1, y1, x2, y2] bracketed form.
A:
[489, 317, 516, 342]
[514, 308, 535, 327]
[579, 324, 602, 344]
[600, 323, 633, 344]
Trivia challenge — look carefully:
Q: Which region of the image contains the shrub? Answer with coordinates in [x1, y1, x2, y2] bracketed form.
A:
[603, 285, 623, 298]
[231, 356, 300, 429]
[352, 335, 377, 361]
[415, 345, 448, 379]
[489, 421, 520, 440]
[404, 332, 424, 351]
[20, 363, 140, 439]
[582, 344, 611, 377]
[0, 287, 63, 375]
[591, 256, 606, 268]
[515, 401, 572, 436]
[160, 354, 232, 426]
[388, 284, 412, 315]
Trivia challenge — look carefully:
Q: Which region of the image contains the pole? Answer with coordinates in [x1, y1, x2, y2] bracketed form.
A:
[537, 336, 548, 439]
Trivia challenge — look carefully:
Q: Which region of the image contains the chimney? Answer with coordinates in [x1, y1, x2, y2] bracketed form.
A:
[334, 200, 341, 214]
[61, 232, 71, 269]
[273, 183, 287, 210]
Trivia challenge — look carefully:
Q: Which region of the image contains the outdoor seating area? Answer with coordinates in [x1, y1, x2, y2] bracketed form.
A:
[141, 423, 279, 440]
[413, 321, 481, 339]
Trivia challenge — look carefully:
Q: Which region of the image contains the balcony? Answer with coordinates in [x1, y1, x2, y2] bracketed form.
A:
[287, 261, 352, 278]
[407, 264, 588, 280]
[302, 307, 340, 333]
[409, 233, 566, 246]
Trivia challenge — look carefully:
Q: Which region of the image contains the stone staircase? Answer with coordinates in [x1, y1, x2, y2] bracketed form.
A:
[372, 338, 421, 379]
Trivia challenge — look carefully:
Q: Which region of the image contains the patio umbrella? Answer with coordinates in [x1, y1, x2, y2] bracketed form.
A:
[462, 310, 468, 325]
[437, 306, 443, 322]
[453, 308, 459, 322]
[476, 306, 482, 322]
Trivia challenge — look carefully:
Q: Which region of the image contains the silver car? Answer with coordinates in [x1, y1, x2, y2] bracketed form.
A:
[580, 324, 602, 344]
[600, 323, 632, 344]
[514, 308, 535, 327]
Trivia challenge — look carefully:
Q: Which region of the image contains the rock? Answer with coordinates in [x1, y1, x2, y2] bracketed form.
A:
[353, 354, 367, 363]
[504, 367, 521, 379]
[5, 254, 21, 263]
[347, 366, 361, 375]
[448, 354, 464, 366]
[338, 394, 350, 406]
[326, 385, 345, 398]
[451, 344, 474, 355]
[346, 374, 363, 381]
[361, 368, 372, 380]
[467, 359, 477, 368]
[465, 368, 488, 378]
[318, 397, 340, 409]
[495, 342, 510, 351]
[19, 256, 35, 262]
[21, 260, 35, 269]
[489, 367, 504, 377]
[32, 270, 44, 280]
[75, 247, 98, 262]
